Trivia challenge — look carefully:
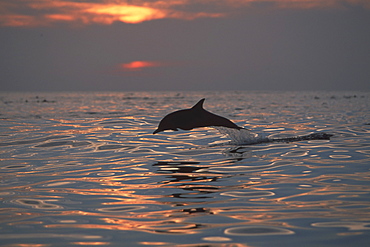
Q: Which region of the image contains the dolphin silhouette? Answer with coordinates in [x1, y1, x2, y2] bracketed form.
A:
[153, 98, 242, 134]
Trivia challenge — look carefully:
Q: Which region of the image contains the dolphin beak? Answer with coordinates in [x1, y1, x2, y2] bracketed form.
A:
[153, 129, 160, 134]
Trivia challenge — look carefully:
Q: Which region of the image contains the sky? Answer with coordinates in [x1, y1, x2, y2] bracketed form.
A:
[1, 0, 369, 92]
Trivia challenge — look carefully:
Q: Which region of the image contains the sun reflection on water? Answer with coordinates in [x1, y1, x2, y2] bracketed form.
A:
[0, 91, 369, 246]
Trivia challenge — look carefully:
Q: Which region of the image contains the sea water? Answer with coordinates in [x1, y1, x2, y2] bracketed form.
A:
[0, 91, 369, 246]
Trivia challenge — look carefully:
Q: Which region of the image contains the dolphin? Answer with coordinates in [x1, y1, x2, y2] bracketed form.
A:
[153, 98, 243, 134]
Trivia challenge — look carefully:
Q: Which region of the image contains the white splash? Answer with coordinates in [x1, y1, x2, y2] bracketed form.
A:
[213, 127, 269, 145]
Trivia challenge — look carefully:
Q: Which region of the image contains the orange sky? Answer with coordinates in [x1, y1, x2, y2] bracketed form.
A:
[1, 0, 369, 27]
[1, 0, 369, 91]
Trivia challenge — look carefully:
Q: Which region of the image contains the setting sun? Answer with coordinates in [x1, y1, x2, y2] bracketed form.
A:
[86, 4, 167, 24]
[1, 0, 368, 27]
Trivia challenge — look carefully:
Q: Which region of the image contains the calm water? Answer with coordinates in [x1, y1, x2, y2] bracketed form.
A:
[1, 91, 370, 247]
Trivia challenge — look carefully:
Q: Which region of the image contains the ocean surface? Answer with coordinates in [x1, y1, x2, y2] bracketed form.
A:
[0, 91, 369, 247]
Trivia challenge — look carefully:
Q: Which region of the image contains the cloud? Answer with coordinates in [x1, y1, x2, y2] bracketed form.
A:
[0, 0, 224, 27]
[118, 61, 170, 72]
[108, 60, 185, 77]
[0, 0, 369, 27]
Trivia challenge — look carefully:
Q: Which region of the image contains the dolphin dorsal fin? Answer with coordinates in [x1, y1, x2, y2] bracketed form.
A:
[191, 98, 205, 110]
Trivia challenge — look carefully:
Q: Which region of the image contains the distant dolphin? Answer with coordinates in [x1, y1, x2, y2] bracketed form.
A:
[153, 98, 242, 134]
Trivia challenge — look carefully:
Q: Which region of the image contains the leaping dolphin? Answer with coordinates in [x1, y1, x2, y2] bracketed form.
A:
[153, 98, 243, 134]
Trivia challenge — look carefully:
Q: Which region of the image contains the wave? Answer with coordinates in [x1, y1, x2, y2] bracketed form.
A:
[213, 127, 332, 145]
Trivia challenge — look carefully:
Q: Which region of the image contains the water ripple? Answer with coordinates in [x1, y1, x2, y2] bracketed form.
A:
[225, 226, 295, 236]
[0, 135, 72, 147]
[1, 91, 369, 247]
